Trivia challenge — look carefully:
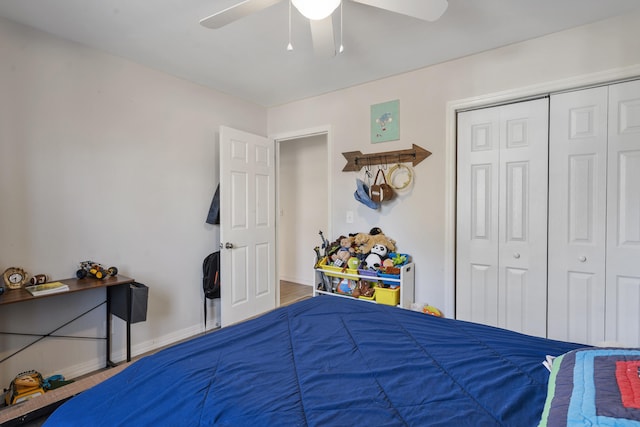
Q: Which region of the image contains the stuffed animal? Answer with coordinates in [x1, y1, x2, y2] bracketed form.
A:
[352, 281, 375, 298]
[363, 234, 397, 270]
[369, 227, 383, 236]
[364, 244, 387, 271]
[331, 235, 356, 267]
[354, 232, 373, 255]
[354, 228, 395, 256]
[325, 236, 345, 260]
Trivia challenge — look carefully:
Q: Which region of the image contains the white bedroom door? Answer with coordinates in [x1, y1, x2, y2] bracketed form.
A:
[219, 126, 276, 327]
[456, 98, 549, 337]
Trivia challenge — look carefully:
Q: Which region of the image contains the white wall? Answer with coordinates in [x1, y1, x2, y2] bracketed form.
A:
[0, 17, 266, 386]
[267, 11, 640, 315]
[278, 135, 328, 286]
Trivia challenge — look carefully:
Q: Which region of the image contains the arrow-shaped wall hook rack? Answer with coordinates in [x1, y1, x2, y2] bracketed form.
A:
[341, 144, 432, 172]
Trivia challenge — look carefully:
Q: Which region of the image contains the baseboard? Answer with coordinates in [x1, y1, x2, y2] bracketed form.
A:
[280, 275, 313, 286]
[110, 323, 204, 364]
[48, 323, 204, 386]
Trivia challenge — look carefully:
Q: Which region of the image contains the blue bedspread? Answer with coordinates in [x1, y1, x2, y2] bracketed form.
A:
[45, 297, 583, 426]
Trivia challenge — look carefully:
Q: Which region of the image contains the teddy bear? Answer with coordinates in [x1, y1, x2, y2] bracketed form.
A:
[354, 227, 390, 256]
[363, 234, 396, 271]
[354, 232, 372, 255]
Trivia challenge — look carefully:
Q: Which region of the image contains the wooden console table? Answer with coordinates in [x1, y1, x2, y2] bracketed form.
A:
[0, 275, 136, 368]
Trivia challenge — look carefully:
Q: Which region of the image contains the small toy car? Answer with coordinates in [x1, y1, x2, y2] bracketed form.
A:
[76, 261, 118, 280]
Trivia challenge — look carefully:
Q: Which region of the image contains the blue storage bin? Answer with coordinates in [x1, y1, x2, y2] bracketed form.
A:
[387, 253, 410, 266]
[377, 271, 400, 287]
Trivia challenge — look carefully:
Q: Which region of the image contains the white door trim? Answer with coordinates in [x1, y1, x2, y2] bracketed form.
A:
[444, 64, 640, 318]
[271, 125, 333, 303]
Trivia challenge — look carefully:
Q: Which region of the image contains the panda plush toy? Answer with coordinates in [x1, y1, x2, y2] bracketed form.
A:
[364, 243, 389, 271]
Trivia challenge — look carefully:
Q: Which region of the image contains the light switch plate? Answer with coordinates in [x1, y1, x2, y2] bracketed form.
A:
[346, 211, 354, 223]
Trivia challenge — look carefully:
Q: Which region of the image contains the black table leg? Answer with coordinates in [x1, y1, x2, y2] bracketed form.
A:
[126, 284, 132, 362]
[106, 287, 115, 367]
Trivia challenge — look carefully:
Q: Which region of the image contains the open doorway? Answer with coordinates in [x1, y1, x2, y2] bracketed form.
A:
[277, 133, 329, 305]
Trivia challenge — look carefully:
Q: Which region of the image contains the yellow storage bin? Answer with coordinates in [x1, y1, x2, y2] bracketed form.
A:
[317, 257, 357, 279]
[375, 286, 400, 306]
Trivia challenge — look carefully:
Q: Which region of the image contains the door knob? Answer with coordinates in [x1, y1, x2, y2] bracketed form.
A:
[578, 256, 587, 262]
[225, 242, 234, 249]
[513, 252, 520, 259]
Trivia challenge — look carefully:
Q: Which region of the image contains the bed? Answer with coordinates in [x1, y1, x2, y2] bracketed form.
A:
[44, 296, 585, 426]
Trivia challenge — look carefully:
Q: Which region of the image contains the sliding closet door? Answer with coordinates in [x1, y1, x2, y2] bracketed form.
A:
[457, 98, 549, 337]
[605, 80, 640, 346]
[548, 87, 608, 344]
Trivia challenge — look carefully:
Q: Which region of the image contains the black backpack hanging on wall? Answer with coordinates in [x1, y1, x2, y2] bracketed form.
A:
[202, 251, 220, 327]
[203, 251, 220, 299]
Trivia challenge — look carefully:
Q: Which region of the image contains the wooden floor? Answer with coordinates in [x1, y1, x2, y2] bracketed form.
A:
[280, 280, 313, 306]
[0, 364, 132, 426]
[1, 280, 312, 426]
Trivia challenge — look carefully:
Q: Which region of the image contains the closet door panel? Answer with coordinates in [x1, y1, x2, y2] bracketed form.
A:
[469, 263, 496, 323]
[497, 99, 548, 337]
[457, 108, 500, 326]
[565, 272, 599, 345]
[548, 87, 607, 344]
[616, 152, 640, 244]
[457, 98, 548, 338]
[502, 267, 527, 333]
[608, 277, 640, 346]
[606, 80, 640, 346]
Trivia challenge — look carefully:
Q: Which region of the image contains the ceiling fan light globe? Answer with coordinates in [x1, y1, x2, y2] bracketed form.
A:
[292, 0, 341, 20]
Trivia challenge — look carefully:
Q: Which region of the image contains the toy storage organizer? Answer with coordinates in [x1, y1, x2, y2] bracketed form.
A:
[313, 262, 415, 308]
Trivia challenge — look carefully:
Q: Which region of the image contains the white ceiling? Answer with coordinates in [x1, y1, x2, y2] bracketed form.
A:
[1, 0, 639, 107]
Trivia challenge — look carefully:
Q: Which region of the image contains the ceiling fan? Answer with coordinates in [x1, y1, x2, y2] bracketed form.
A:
[200, 0, 449, 57]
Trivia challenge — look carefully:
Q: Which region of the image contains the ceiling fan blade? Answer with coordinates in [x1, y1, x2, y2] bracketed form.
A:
[351, 0, 448, 22]
[309, 17, 336, 57]
[200, 0, 283, 29]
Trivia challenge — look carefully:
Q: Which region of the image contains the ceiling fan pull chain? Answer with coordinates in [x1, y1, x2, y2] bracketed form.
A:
[339, 1, 344, 53]
[287, 0, 293, 51]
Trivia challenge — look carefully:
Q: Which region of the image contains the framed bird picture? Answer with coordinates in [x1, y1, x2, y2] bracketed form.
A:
[370, 99, 400, 143]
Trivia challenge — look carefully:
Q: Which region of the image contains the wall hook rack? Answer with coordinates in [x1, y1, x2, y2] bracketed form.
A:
[341, 144, 432, 172]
